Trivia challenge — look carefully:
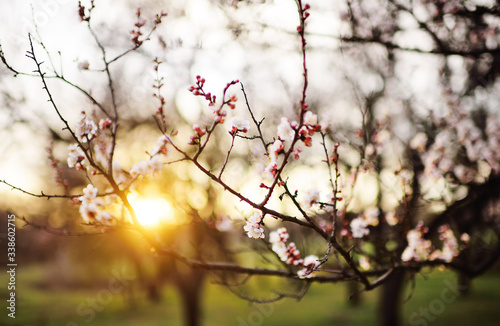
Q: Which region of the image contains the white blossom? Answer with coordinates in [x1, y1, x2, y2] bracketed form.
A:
[151, 134, 171, 157]
[229, 116, 250, 133]
[244, 212, 265, 239]
[302, 188, 320, 208]
[130, 156, 164, 178]
[429, 226, 459, 263]
[410, 132, 428, 152]
[147, 155, 163, 175]
[79, 201, 98, 223]
[268, 140, 284, 162]
[78, 185, 114, 224]
[277, 117, 295, 142]
[401, 228, 432, 262]
[297, 255, 319, 279]
[67, 144, 85, 168]
[272, 241, 288, 261]
[350, 217, 369, 238]
[269, 227, 289, 243]
[75, 111, 98, 143]
[303, 111, 317, 126]
[80, 184, 97, 203]
[263, 162, 277, 180]
[269, 227, 289, 260]
[286, 242, 302, 265]
[130, 160, 148, 178]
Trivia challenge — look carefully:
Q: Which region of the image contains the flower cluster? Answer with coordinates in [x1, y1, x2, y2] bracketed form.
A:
[297, 255, 320, 279]
[401, 221, 432, 262]
[129, 135, 170, 178]
[298, 110, 321, 147]
[243, 212, 265, 239]
[67, 144, 86, 170]
[413, 111, 500, 184]
[269, 227, 289, 258]
[277, 118, 295, 142]
[269, 227, 319, 278]
[228, 116, 250, 135]
[409, 132, 428, 152]
[429, 225, 466, 263]
[150, 134, 171, 157]
[402, 222, 470, 263]
[130, 155, 163, 178]
[78, 184, 113, 224]
[75, 111, 97, 143]
[270, 227, 301, 264]
[262, 111, 320, 181]
[350, 217, 369, 238]
[349, 208, 380, 239]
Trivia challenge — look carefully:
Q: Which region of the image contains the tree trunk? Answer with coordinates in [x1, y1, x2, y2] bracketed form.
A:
[178, 270, 205, 326]
[379, 270, 405, 326]
[457, 272, 471, 296]
[347, 280, 362, 306]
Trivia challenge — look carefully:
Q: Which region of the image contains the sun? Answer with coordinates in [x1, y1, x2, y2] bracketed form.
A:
[128, 194, 175, 227]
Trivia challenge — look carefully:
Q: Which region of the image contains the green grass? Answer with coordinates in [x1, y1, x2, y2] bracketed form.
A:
[1, 265, 500, 326]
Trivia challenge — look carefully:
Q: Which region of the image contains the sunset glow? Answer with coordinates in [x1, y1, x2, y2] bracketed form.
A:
[128, 194, 175, 227]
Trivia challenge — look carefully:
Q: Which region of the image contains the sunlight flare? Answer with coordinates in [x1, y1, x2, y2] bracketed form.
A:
[128, 194, 175, 227]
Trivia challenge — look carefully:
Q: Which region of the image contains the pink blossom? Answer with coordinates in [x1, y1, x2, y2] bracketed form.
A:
[99, 118, 112, 130]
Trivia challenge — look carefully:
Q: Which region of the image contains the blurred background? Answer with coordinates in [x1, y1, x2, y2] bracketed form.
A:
[1, 0, 500, 325]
